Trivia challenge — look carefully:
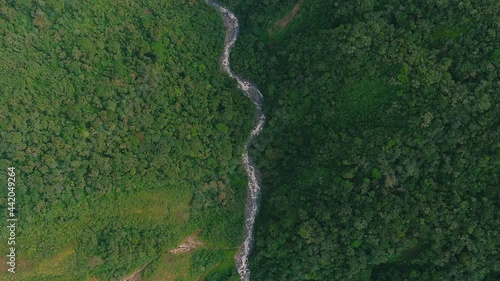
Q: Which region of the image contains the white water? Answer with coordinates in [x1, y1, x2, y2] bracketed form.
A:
[205, 1, 265, 280]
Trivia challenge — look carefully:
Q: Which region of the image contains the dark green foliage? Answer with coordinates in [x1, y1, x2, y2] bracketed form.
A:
[1, 0, 499, 279]
[190, 250, 226, 276]
[189, 249, 240, 281]
[204, 265, 240, 281]
[221, 0, 500, 280]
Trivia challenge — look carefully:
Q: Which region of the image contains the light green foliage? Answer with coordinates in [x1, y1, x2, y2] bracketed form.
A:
[0, 0, 254, 279]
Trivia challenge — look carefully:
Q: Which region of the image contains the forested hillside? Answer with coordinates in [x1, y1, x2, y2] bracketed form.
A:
[0, 0, 249, 280]
[220, 0, 499, 280]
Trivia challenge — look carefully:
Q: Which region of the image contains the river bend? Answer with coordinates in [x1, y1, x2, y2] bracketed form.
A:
[205, 1, 265, 280]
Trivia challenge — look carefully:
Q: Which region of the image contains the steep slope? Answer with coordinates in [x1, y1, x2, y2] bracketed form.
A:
[221, 0, 499, 280]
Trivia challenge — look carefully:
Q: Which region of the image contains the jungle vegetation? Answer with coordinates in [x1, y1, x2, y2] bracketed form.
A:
[0, 0, 247, 280]
[220, 0, 499, 280]
[1, 0, 499, 280]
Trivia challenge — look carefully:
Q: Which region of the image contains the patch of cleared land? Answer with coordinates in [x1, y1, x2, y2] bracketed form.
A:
[273, 0, 304, 29]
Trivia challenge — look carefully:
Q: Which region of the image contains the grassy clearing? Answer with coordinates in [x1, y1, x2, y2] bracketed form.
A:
[144, 248, 238, 281]
[92, 189, 193, 228]
[0, 176, 247, 280]
[0, 188, 195, 280]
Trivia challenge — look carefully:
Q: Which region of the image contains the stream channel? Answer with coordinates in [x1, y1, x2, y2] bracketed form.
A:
[205, 1, 265, 280]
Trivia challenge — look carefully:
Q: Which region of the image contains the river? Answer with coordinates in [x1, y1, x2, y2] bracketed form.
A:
[205, 1, 265, 280]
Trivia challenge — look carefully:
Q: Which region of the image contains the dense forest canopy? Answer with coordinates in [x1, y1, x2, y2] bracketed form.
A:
[1, 0, 248, 279]
[220, 0, 499, 280]
[0, 0, 498, 280]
